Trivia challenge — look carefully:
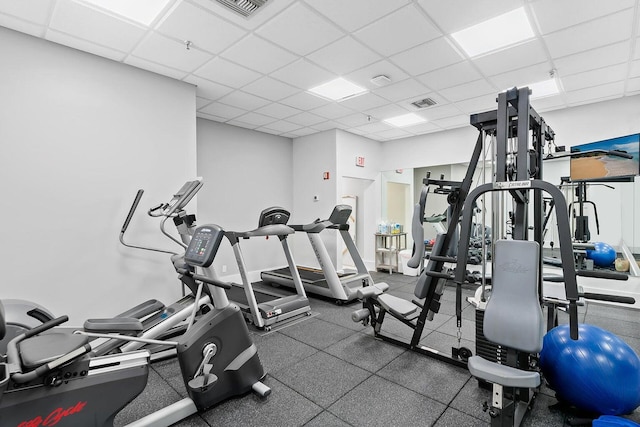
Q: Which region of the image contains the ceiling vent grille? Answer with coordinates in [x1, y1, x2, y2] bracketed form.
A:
[411, 98, 437, 109]
[214, 0, 268, 17]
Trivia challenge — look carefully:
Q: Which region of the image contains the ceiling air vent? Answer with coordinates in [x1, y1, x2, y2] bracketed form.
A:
[411, 98, 437, 109]
[214, 0, 268, 17]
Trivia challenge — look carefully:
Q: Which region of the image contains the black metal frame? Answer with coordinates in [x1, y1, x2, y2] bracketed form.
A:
[358, 87, 580, 374]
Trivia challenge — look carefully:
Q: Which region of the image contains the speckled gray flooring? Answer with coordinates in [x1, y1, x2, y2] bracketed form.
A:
[114, 271, 640, 426]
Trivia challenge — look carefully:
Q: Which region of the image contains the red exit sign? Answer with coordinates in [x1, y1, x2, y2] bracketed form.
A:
[355, 156, 365, 167]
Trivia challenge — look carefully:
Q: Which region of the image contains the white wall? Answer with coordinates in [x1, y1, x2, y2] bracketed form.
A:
[0, 28, 197, 324]
[336, 130, 382, 269]
[196, 119, 294, 278]
[290, 130, 338, 267]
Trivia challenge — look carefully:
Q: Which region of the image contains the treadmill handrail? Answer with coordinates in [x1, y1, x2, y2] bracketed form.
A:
[229, 224, 294, 239]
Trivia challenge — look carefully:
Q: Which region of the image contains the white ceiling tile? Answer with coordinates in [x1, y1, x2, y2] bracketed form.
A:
[196, 97, 212, 109]
[553, 41, 630, 77]
[156, 2, 246, 55]
[46, 30, 126, 61]
[562, 64, 628, 92]
[530, 95, 567, 113]
[242, 76, 299, 101]
[417, 61, 482, 91]
[226, 118, 259, 129]
[0, 14, 45, 37]
[375, 128, 412, 140]
[311, 121, 341, 131]
[363, 104, 412, 120]
[405, 121, 442, 134]
[259, 120, 301, 133]
[438, 79, 496, 102]
[194, 57, 261, 88]
[454, 94, 498, 115]
[286, 112, 326, 126]
[473, 39, 548, 76]
[627, 77, 640, 93]
[338, 92, 388, 111]
[345, 60, 410, 90]
[354, 4, 441, 56]
[234, 112, 276, 127]
[374, 79, 430, 102]
[132, 32, 211, 72]
[255, 2, 342, 56]
[436, 114, 471, 129]
[307, 36, 381, 75]
[352, 121, 394, 134]
[412, 103, 462, 120]
[199, 102, 245, 119]
[253, 103, 300, 120]
[50, 0, 147, 52]
[287, 127, 318, 137]
[197, 112, 225, 122]
[0, 0, 52, 25]
[543, 10, 634, 58]
[190, 0, 296, 31]
[312, 103, 355, 119]
[271, 59, 335, 90]
[630, 60, 640, 79]
[217, 90, 271, 110]
[345, 127, 369, 136]
[530, 0, 635, 35]
[417, 0, 521, 33]
[336, 113, 373, 127]
[280, 92, 329, 110]
[254, 126, 282, 136]
[220, 34, 297, 74]
[183, 75, 234, 100]
[565, 81, 625, 105]
[635, 38, 640, 59]
[124, 55, 189, 80]
[390, 37, 462, 75]
[306, 0, 408, 32]
[489, 62, 552, 91]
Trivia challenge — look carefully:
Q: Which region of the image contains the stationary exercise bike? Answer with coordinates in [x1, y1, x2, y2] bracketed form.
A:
[0, 223, 270, 426]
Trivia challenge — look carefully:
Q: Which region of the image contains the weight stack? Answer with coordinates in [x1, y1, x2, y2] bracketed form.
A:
[475, 308, 510, 364]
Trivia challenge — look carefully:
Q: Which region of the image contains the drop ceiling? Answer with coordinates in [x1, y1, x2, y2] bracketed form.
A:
[1, 0, 639, 141]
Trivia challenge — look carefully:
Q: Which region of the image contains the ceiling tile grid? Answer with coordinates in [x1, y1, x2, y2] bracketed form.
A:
[1, 0, 639, 141]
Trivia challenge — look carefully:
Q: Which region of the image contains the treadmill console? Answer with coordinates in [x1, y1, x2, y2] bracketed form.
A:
[185, 225, 224, 268]
[328, 205, 351, 225]
[258, 207, 290, 227]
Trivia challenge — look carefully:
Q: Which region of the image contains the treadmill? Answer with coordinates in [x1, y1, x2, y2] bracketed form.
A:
[261, 205, 387, 303]
[224, 207, 312, 331]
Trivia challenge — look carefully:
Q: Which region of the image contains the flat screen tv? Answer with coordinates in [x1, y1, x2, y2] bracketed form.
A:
[569, 133, 640, 182]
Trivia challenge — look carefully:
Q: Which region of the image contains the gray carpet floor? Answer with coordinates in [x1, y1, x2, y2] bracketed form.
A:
[114, 271, 640, 426]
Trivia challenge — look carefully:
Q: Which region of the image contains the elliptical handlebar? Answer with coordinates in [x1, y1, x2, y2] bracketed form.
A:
[121, 190, 144, 234]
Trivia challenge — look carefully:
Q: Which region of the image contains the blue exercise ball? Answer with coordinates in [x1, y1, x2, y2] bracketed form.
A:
[586, 242, 617, 267]
[540, 324, 640, 415]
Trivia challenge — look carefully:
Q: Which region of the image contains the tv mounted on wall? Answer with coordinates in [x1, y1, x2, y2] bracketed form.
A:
[569, 133, 640, 182]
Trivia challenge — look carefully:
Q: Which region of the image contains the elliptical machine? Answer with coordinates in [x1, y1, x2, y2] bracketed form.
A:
[0, 223, 270, 426]
[1, 179, 211, 359]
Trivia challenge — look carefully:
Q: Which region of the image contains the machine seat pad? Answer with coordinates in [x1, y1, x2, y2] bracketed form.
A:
[468, 356, 540, 389]
[83, 317, 144, 334]
[377, 294, 418, 317]
[19, 333, 89, 370]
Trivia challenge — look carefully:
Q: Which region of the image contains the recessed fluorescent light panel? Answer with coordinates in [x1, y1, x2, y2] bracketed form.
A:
[528, 78, 560, 99]
[308, 78, 368, 102]
[76, 0, 173, 26]
[384, 113, 427, 127]
[451, 8, 534, 57]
